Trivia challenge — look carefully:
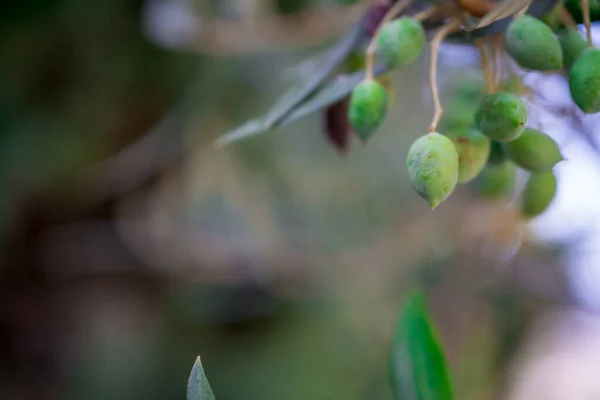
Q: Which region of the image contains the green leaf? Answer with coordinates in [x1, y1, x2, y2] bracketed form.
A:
[261, 13, 366, 128]
[187, 356, 216, 400]
[390, 291, 454, 400]
[215, 65, 388, 147]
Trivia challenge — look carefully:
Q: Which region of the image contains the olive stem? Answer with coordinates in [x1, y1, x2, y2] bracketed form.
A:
[558, 5, 578, 29]
[475, 38, 495, 94]
[582, 0, 592, 44]
[413, 5, 440, 22]
[365, 0, 412, 81]
[428, 18, 463, 132]
[490, 35, 505, 89]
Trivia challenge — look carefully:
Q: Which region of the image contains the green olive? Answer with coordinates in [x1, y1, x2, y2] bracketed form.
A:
[474, 92, 528, 142]
[349, 79, 389, 142]
[505, 15, 563, 71]
[439, 100, 478, 131]
[568, 48, 600, 114]
[487, 141, 508, 165]
[445, 128, 491, 183]
[407, 132, 459, 209]
[521, 171, 557, 218]
[476, 161, 517, 200]
[377, 18, 426, 68]
[505, 128, 563, 172]
[559, 29, 590, 70]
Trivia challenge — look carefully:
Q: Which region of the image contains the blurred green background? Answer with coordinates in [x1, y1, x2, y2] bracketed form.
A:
[0, 1, 590, 399]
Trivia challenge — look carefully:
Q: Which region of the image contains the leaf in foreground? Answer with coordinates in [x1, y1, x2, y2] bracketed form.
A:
[215, 65, 389, 147]
[390, 291, 454, 400]
[187, 356, 216, 400]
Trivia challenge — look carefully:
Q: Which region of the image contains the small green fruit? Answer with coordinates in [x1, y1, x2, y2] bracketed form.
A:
[500, 75, 529, 96]
[445, 128, 491, 183]
[474, 92, 528, 142]
[349, 79, 388, 141]
[568, 48, 600, 113]
[505, 128, 563, 172]
[559, 29, 590, 69]
[521, 171, 557, 218]
[505, 15, 563, 71]
[487, 141, 507, 165]
[453, 78, 486, 103]
[407, 132, 459, 209]
[476, 161, 517, 200]
[377, 18, 426, 68]
[439, 100, 478, 131]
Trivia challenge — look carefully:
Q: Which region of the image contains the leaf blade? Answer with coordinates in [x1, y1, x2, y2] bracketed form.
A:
[215, 65, 389, 147]
[390, 291, 454, 400]
[262, 13, 366, 127]
[187, 356, 216, 400]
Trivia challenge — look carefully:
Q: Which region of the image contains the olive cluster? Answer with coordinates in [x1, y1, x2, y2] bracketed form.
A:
[347, 11, 600, 219]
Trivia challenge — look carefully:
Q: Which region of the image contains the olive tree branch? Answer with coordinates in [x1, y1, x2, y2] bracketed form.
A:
[429, 18, 463, 132]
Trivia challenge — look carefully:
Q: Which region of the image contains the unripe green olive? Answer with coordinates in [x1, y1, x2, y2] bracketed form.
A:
[407, 132, 459, 209]
[500, 75, 529, 96]
[568, 48, 600, 114]
[476, 161, 517, 200]
[444, 128, 491, 183]
[487, 141, 508, 165]
[439, 100, 478, 131]
[505, 128, 563, 172]
[349, 79, 389, 142]
[453, 78, 486, 103]
[559, 29, 590, 70]
[521, 171, 557, 218]
[474, 92, 528, 142]
[377, 17, 426, 68]
[505, 15, 563, 71]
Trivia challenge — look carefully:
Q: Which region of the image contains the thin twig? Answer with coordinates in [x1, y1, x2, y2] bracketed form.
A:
[365, 0, 413, 80]
[413, 5, 440, 21]
[474, 38, 495, 94]
[582, 0, 592, 44]
[491, 34, 504, 89]
[558, 4, 578, 29]
[429, 18, 463, 132]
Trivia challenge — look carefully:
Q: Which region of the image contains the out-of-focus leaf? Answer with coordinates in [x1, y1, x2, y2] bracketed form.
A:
[216, 66, 388, 147]
[187, 357, 216, 400]
[390, 291, 454, 400]
[469, 0, 559, 37]
[465, 0, 533, 30]
[261, 13, 366, 128]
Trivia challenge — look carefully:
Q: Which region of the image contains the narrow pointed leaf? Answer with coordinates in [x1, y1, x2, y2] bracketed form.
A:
[262, 14, 366, 128]
[187, 357, 216, 400]
[216, 65, 389, 147]
[390, 291, 454, 400]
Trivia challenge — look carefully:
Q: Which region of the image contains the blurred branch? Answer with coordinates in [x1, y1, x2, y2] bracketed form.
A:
[143, 0, 371, 55]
